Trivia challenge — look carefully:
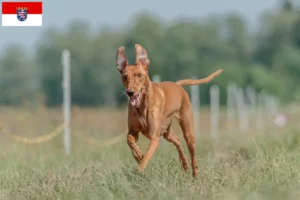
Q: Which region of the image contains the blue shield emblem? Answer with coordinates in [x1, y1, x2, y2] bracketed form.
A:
[16, 9, 28, 22]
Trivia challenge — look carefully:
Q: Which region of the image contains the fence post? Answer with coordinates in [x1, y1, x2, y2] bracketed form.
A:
[190, 76, 200, 137]
[226, 82, 236, 130]
[236, 87, 248, 133]
[62, 49, 71, 155]
[245, 86, 256, 129]
[257, 91, 265, 132]
[152, 74, 161, 83]
[210, 85, 220, 141]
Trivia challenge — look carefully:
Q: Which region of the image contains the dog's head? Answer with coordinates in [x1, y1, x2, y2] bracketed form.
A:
[116, 44, 150, 108]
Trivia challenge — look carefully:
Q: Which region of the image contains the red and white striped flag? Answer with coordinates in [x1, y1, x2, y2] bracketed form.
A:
[2, 2, 42, 26]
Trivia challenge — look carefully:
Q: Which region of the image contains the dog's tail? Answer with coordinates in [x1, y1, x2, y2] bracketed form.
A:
[176, 69, 223, 86]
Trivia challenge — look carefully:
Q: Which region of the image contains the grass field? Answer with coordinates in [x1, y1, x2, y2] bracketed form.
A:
[0, 107, 300, 200]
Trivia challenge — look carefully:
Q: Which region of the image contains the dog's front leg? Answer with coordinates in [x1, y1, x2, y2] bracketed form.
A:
[127, 131, 144, 163]
[137, 127, 160, 173]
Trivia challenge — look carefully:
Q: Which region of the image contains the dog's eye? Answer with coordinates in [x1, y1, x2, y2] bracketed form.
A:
[137, 74, 142, 78]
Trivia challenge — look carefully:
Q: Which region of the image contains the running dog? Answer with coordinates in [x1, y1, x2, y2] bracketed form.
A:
[116, 44, 223, 177]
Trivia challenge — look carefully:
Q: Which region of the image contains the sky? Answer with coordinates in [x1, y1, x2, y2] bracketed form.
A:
[0, 0, 280, 53]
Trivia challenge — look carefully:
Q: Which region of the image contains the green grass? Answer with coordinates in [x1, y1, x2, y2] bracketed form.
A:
[1, 126, 300, 200]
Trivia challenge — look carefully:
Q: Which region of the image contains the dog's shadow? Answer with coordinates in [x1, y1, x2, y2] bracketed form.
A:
[120, 164, 149, 181]
[119, 158, 191, 183]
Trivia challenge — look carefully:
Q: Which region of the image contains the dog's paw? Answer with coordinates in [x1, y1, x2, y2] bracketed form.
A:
[137, 166, 143, 173]
[137, 163, 146, 173]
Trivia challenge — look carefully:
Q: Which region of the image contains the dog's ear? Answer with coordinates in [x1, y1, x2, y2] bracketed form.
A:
[116, 46, 128, 73]
[135, 44, 150, 69]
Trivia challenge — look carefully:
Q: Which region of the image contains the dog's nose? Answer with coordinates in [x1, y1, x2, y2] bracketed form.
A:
[126, 89, 134, 97]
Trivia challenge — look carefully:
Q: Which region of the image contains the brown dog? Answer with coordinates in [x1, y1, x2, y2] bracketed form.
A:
[116, 44, 223, 177]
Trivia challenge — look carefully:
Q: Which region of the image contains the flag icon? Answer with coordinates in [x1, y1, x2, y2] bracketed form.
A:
[2, 2, 42, 26]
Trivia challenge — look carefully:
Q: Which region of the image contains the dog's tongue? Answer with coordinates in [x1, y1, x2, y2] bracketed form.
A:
[130, 96, 138, 106]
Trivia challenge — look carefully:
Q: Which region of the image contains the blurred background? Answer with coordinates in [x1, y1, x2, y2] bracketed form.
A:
[0, 0, 300, 145]
[0, 0, 299, 106]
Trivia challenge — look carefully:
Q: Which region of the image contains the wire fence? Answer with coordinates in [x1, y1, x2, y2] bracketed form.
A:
[0, 49, 287, 154]
[0, 122, 126, 146]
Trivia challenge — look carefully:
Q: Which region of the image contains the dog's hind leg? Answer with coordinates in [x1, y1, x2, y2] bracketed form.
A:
[127, 131, 144, 163]
[163, 124, 189, 172]
[176, 104, 199, 178]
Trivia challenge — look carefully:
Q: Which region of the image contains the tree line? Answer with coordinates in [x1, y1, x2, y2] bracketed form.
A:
[0, 1, 299, 107]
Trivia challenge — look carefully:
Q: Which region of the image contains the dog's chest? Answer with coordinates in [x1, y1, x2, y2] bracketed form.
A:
[137, 115, 148, 131]
[136, 113, 172, 136]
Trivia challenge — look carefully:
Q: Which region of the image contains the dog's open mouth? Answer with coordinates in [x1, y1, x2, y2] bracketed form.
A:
[129, 92, 142, 108]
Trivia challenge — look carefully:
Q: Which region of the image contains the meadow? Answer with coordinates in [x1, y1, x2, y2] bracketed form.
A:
[0, 106, 300, 200]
